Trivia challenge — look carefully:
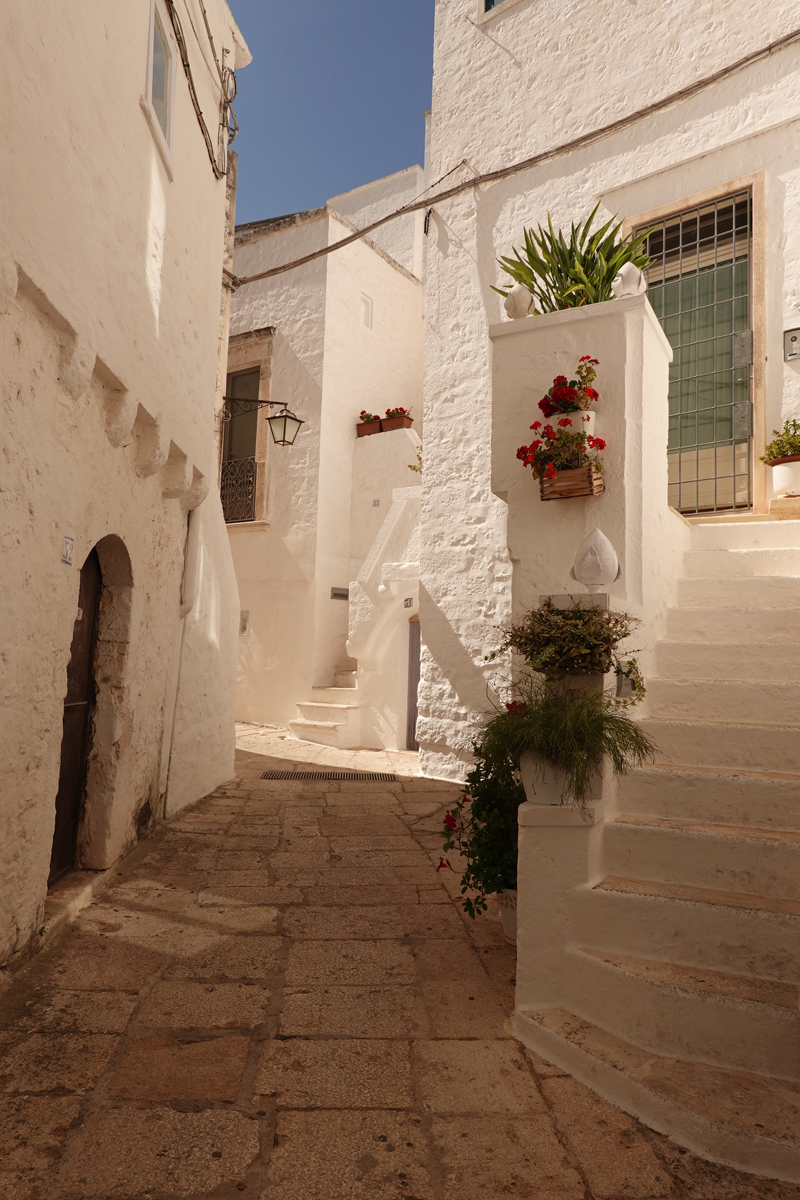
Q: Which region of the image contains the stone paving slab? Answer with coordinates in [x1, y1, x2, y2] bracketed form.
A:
[0, 724, 798, 1199]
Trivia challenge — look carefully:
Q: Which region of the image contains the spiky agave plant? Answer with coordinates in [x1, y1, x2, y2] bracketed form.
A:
[494, 205, 651, 313]
[479, 671, 657, 809]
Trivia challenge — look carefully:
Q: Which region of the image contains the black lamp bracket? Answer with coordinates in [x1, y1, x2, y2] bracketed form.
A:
[222, 396, 290, 420]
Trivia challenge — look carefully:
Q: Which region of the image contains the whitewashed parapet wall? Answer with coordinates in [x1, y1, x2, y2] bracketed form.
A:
[0, 0, 247, 965]
[418, 0, 800, 778]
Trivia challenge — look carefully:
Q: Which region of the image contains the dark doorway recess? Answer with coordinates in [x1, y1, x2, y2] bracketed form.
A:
[406, 617, 421, 752]
[50, 548, 102, 883]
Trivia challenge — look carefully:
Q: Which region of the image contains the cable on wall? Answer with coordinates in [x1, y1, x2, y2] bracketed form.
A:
[164, 0, 237, 179]
[229, 24, 800, 289]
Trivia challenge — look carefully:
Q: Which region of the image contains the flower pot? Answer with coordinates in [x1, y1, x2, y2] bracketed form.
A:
[769, 456, 800, 497]
[539, 464, 604, 502]
[518, 755, 569, 805]
[357, 420, 382, 437]
[498, 888, 517, 945]
[382, 415, 413, 431]
[573, 410, 596, 438]
[519, 751, 601, 806]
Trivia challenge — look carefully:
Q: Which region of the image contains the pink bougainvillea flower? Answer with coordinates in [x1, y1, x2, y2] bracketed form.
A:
[443, 813, 457, 831]
[436, 857, 454, 872]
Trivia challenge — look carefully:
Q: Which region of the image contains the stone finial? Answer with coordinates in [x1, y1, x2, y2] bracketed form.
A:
[570, 527, 622, 593]
[504, 282, 535, 319]
[611, 262, 647, 299]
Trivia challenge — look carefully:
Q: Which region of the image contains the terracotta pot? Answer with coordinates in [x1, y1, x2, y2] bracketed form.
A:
[498, 888, 517, 945]
[356, 420, 382, 437]
[382, 415, 413, 431]
[539, 464, 604, 501]
[769, 455, 800, 497]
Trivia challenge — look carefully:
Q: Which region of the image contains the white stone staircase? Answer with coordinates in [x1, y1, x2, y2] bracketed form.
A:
[288, 668, 362, 748]
[515, 519, 800, 1180]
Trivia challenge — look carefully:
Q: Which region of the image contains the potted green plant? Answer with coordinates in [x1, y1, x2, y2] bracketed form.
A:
[493, 205, 651, 312]
[761, 418, 800, 497]
[357, 410, 382, 437]
[482, 673, 656, 813]
[382, 406, 413, 431]
[495, 598, 643, 683]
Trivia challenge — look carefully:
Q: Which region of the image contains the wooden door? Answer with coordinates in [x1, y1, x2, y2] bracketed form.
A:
[49, 549, 102, 883]
[406, 617, 421, 752]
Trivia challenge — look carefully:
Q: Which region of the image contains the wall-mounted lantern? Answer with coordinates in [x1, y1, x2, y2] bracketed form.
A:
[222, 397, 304, 446]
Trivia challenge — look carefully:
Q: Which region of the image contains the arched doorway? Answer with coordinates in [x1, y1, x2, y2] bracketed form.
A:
[50, 548, 102, 883]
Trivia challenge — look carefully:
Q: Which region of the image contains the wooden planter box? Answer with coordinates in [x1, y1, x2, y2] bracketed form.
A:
[382, 415, 413, 432]
[356, 420, 382, 437]
[539, 464, 604, 501]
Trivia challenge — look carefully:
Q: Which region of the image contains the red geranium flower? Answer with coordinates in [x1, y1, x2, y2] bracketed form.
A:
[530, 420, 542, 430]
[545, 463, 557, 479]
[557, 417, 573, 427]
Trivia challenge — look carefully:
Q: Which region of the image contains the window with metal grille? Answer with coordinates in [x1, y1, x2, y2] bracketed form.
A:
[221, 368, 260, 523]
[638, 192, 753, 514]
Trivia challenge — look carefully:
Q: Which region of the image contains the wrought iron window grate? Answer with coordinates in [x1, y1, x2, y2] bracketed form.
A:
[638, 191, 752, 514]
[221, 456, 257, 523]
[260, 770, 398, 782]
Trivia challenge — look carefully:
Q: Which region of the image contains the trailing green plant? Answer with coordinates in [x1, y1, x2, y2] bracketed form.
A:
[761, 418, 800, 464]
[487, 598, 640, 682]
[439, 744, 525, 918]
[480, 671, 657, 810]
[493, 205, 651, 312]
[408, 443, 422, 473]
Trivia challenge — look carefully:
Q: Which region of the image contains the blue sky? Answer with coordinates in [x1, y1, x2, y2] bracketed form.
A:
[227, 1, 435, 225]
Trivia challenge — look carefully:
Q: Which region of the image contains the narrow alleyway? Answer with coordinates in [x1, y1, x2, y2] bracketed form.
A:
[1, 727, 798, 1200]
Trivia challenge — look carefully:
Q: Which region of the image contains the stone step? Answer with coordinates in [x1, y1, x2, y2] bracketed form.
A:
[690, 518, 800, 550]
[605, 815, 800, 900]
[647, 678, 800, 725]
[513, 1007, 800, 1180]
[617, 764, 800, 831]
[334, 669, 358, 689]
[297, 702, 360, 723]
[287, 718, 343, 748]
[683, 547, 800, 579]
[575, 876, 800, 980]
[640, 717, 800, 774]
[677, 576, 800, 609]
[311, 685, 360, 702]
[566, 948, 800, 1080]
[655, 640, 800, 681]
[666, 606, 800, 642]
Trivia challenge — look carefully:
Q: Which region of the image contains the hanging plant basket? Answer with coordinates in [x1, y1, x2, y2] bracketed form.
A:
[539, 464, 605, 502]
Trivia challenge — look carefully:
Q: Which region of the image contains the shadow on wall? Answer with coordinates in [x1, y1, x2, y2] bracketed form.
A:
[417, 581, 495, 763]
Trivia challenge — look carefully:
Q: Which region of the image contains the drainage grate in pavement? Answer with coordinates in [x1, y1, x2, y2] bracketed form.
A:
[260, 770, 398, 782]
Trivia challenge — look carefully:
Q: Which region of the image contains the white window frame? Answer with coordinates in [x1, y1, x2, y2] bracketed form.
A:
[141, 0, 177, 174]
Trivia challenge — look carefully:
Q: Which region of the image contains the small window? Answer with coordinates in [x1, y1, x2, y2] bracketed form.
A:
[146, 1, 174, 147]
[361, 294, 374, 330]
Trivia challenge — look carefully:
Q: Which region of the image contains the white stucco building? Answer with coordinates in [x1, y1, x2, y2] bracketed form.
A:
[226, 173, 425, 750]
[0, 0, 248, 966]
[415, 0, 800, 1176]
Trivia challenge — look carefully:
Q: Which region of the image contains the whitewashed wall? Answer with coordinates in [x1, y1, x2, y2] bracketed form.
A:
[229, 209, 424, 727]
[329, 166, 426, 278]
[0, 0, 247, 964]
[418, 0, 800, 778]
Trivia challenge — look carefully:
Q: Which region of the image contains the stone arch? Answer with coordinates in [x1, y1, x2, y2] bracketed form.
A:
[77, 534, 135, 869]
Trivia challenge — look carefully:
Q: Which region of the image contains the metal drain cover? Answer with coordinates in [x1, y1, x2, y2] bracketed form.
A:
[260, 770, 397, 782]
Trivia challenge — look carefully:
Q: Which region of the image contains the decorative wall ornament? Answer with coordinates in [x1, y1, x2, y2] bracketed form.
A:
[570, 527, 622, 592]
[611, 262, 647, 299]
[504, 281, 535, 319]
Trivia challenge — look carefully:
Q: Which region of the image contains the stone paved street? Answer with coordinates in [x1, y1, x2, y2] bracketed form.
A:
[1, 726, 798, 1200]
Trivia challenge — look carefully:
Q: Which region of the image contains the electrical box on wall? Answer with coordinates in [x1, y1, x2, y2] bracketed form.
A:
[785, 329, 800, 361]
